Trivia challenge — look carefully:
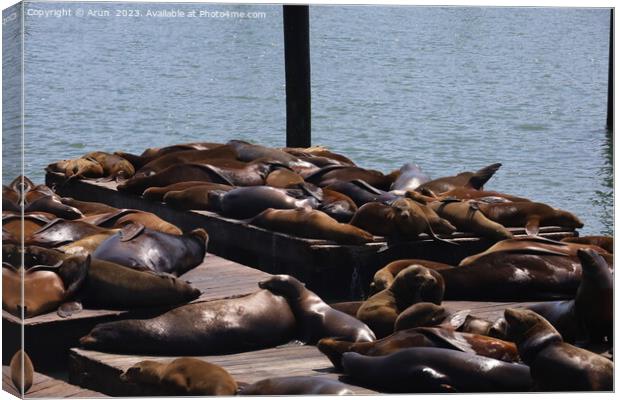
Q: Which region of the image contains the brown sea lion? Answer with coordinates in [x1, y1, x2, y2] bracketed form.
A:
[227, 140, 317, 173]
[371, 258, 454, 294]
[208, 186, 319, 219]
[92, 225, 208, 276]
[115, 142, 222, 169]
[59, 232, 118, 254]
[265, 168, 305, 188]
[477, 201, 583, 235]
[258, 275, 376, 343]
[504, 308, 612, 391]
[318, 326, 519, 370]
[161, 183, 235, 210]
[79, 289, 296, 355]
[133, 145, 238, 177]
[341, 347, 532, 393]
[60, 197, 119, 216]
[46, 157, 104, 179]
[390, 163, 431, 191]
[430, 199, 514, 240]
[239, 376, 353, 395]
[10, 350, 34, 395]
[318, 188, 358, 223]
[3, 214, 53, 244]
[305, 165, 399, 191]
[561, 235, 613, 254]
[326, 179, 399, 207]
[18, 185, 84, 219]
[27, 219, 114, 247]
[416, 163, 502, 194]
[82, 151, 135, 180]
[249, 208, 374, 244]
[142, 181, 231, 201]
[80, 209, 182, 235]
[356, 265, 445, 338]
[437, 187, 531, 202]
[282, 146, 357, 166]
[120, 358, 237, 396]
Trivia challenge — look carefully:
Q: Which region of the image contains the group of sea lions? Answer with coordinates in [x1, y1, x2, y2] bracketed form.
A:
[2, 176, 206, 318]
[47, 140, 584, 244]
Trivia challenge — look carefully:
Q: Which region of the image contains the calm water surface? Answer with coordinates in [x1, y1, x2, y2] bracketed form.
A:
[2, 3, 613, 235]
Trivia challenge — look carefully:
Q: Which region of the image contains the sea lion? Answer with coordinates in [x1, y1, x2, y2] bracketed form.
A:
[561, 235, 613, 254]
[80, 209, 182, 235]
[430, 199, 513, 240]
[390, 163, 431, 191]
[82, 151, 135, 180]
[305, 165, 399, 191]
[282, 146, 357, 166]
[476, 201, 583, 235]
[142, 181, 232, 201]
[133, 145, 238, 177]
[504, 308, 612, 391]
[329, 301, 364, 317]
[92, 225, 208, 276]
[416, 163, 502, 194]
[318, 188, 358, 222]
[249, 208, 374, 244]
[79, 289, 296, 355]
[258, 274, 376, 343]
[10, 350, 34, 395]
[326, 180, 399, 207]
[208, 186, 320, 219]
[265, 168, 305, 188]
[3, 214, 53, 244]
[161, 183, 234, 210]
[115, 142, 222, 169]
[60, 197, 119, 216]
[46, 157, 105, 179]
[341, 347, 532, 392]
[227, 140, 317, 173]
[3, 252, 89, 317]
[16, 185, 84, 219]
[27, 219, 114, 247]
[370, 259, 455, 294]
[239, 376, 353, 395]
[356, 265, 445, 338]
[318, 326, 520, 370]
[120, 358, 237, 396]
[437, 187, 531, 203]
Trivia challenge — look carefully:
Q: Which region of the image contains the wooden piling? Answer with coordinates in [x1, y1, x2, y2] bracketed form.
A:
[283, 5, 311, 148]
[607, 8, 613, 130]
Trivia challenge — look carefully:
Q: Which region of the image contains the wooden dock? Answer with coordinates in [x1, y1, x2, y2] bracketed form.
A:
[45, 173, 578, 301]
[2, 366, 106, 398]
[2, 254, 270, 372]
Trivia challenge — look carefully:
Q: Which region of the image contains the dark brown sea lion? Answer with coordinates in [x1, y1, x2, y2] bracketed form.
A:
[477, 201, 583, 235]
[27, 219, 114, 247]
[318, 326, 519, 370]
[208, 186, 319, 219]
[92, 225, 208, 276]
[18, 185, 84, 219]
[79, 289, 296, 355]
[80, 209, 182, 235]
[305, 165, 399, 191]
[45, 157, 105, 179]
[10, 350, 34, 395]
[60, 197, 119, 216]
[416, 163, 502, 194]
[3, 252, 89, 317]
[239, 376, 353, 395]
[561, 235, 613, 254]
[115, 142, 222, 169]
[82, 151, 135, 180]
[249, 208, 374, 244]
[3, 214, 53, 244]
[120, 358, 237, 396]
[161, 183, 234, 210]
[133, 145, 238, 177]
[142, 181, 231, 201]
[227, 140, 317, 173]
[370, 258, 455, 294]
[437, 187, 531, 202]
[258, 275, 376, 343]
[341, 347, 532, 392]
[504, 308, 612, 391]
[390, 163, 431, 191]
[326, 179, 398, 207]
[356, 265, 445, 338]
[430, 199, 514, 240]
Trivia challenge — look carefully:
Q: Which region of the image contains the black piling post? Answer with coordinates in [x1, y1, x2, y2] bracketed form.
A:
[283, 5, 311, 148]
[607, 8, 613, 131]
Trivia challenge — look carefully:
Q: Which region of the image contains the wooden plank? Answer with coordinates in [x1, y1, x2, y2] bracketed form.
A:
[45, 172, 578, 301]
[2, 366, 106, 398]
[2, 254, 271, 372]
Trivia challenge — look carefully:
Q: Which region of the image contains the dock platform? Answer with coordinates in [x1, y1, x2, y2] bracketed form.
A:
[2, 254, 270, 372]
[45, 173, 578, 301]
[2, 366, 106, 398]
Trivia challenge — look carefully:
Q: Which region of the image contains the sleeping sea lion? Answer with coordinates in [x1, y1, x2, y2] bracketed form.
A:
[142, 181, 232, 202]
[27, 219, 114, 247]
[325, 180, 399, 207]
[305, 165, 399, 191]
[239, 376, 353, 395]
[133, 145, 238, 177]
[115, 142, 222, 169]
[416, 163, 502, 194]
[79, 209, 182, 235]
[60, 197, 119, 216]
[430, 199, 513, 240]
[82, 151, 135, 180]
[370, 259, 454, 294]
[161, 183, 235, 210]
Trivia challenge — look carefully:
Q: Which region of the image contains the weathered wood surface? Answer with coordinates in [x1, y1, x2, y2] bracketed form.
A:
[45, 173, 578, 301]
[2, 366, 105, 398]
[2, 254, 270, 372]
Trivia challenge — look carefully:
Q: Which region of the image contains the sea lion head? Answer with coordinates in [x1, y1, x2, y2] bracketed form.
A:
[206, 190, 227, 213]
[390, 265, 445, 309]
[258, 274, 305, 300]
[390, 198, 427, 237]
[317, 337, 356, 371]
[120, 360, 164, 385]
[394, 302, 450, 331]
[548, 208, 584, 229]
[504, 308, 563, 364]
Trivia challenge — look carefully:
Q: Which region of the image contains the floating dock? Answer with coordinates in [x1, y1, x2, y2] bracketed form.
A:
[2, 254, 270, 372]
[2, 366, 105, 398]
[46, 172, 578, 300]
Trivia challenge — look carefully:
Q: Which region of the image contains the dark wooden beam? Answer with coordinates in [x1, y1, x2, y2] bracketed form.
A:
[607, 8, 613, 130]
[283, 5, 311, 148]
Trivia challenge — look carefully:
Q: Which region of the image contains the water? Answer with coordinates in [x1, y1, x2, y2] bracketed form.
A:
[3, 3, 613, 235]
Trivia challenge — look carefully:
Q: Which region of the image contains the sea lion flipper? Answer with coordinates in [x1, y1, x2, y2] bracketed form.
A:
[467, 163, 502, 190]
[57, 301, 83, 318]
[120, 223, 146, 241]
[525, 216, 541, 236]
